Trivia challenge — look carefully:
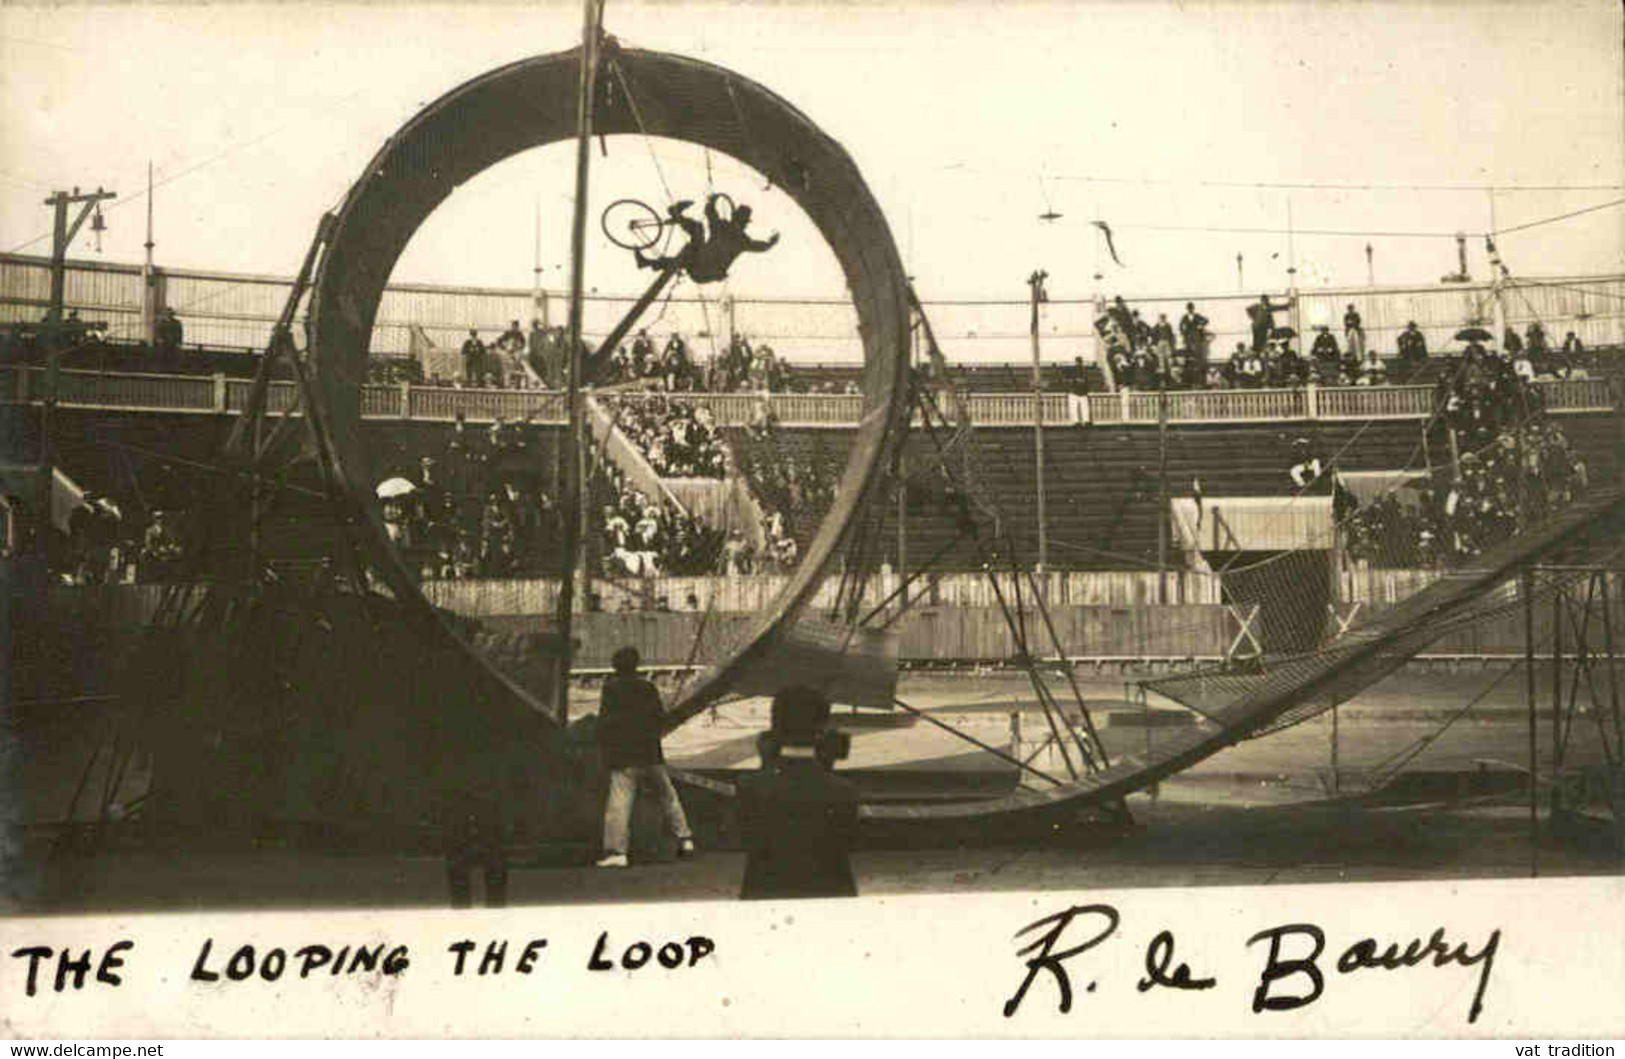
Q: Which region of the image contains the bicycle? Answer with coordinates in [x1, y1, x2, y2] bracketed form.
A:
[600, 194, 736, 252]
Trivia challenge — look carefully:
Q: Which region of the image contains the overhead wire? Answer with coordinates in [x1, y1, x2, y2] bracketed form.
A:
[5, 86, 372, 255]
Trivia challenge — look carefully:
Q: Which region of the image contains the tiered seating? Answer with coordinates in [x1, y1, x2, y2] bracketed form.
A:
[725, 423, 843, 546]
[31, 397, 1619, 581]
[766, 412, 1617, 574]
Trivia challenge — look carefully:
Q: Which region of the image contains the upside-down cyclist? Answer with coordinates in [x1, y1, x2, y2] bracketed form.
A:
[635, 193, 780, 284]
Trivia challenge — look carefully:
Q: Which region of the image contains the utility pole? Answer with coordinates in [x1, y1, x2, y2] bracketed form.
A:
[1028, 269, 1049, 573]
[39, 185, 117, 515]
[554, 0, 604, 724]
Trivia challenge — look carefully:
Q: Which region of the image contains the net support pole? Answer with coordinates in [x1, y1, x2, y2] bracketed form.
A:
[1028, 270, 1048, 573]
[896, 445, 907, 609]
[1524, 565, 1538, 877]
[1552, 581, 1564, 782]
[1329, 695, 1340, 794]
[554, 0, 605, 724]
[1157, 386, 1169, 604]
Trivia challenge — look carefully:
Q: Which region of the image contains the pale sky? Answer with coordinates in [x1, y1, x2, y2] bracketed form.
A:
[3, 0, 1622, 310]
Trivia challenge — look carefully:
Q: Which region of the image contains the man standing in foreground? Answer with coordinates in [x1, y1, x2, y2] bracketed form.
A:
[595, 646, 696, 867]
[737, 685, 860, 900]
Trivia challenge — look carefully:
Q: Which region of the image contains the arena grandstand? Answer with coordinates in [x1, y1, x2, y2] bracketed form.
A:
[5, 250, 1622, 671]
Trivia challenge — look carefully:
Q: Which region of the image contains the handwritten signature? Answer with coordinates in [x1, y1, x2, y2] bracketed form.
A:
[1004, 903, 1500, 1025]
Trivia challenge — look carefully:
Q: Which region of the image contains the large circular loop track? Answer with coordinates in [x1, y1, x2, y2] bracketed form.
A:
[306, 47, 911, 723]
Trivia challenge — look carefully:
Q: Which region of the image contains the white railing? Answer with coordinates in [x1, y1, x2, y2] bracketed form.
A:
[1316, 384, 1433, 419]
[2, 366, 1613, 426]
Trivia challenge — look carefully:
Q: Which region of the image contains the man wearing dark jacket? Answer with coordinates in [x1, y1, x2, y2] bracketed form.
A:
[737, 685, 860, 900]
[595, 646, 695, 867]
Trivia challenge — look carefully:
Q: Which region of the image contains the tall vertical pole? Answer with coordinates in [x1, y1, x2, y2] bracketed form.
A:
[532, 197, 547, 328]
[1156, 386, 1168, 604]
[1524, 566, 1538, 877]
[142, 163, 156, 344]
[896, 445, 907, 602]
[553, 0, 603, 724]
[1235, 253, 1244, 293]
[1552, 582, 1564, 782]
[1028, 270, 1048, 573]
[1285, 197, 1300, 340]
[41, 193, 69, 496]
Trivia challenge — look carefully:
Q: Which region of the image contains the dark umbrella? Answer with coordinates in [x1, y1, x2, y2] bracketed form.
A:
[1270, 326, 1298, 340]
[1455, 327, 1493, 342]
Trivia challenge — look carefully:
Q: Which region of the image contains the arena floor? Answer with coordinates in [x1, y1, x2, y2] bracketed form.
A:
[12, 667, 1621, 915]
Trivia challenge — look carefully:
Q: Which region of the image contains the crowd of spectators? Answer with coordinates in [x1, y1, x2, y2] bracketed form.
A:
[595, 331, 858, 395]
[590, 395, 820, 577]
[377, 413, 559, 580]
[36, 494, 187, 585]
[1338, 350, 1590, 566]
[593, 463, 729, 579]
[598, 330, 705, 391]
[600, 394, 729, 478]
[1096, 295, 1439, 392]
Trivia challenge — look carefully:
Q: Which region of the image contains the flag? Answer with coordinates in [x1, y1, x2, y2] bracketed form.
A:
[1092, 220, 1124, 266]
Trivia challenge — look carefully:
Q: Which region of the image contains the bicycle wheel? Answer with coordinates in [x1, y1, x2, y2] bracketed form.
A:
[602, 198, 664, 251]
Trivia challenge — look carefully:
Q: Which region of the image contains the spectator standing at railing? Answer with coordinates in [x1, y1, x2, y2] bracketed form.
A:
[527, 319, 549, 385]
[630, 329, 654, 378]
[1108, 296, 1135, 348]
[1151, 313, 1176, 358]
[1130, 309, 1152, 350]
[1179, 302, 1210, 364]
[1344, 306, 1367, 366]
[1503, 327, 1523, 359]
[1247, 294, 1278, 353]
[1068, 355, 1091, 400]
[156, 307, 184, 353]
[461, 330, 487, 388]
[496, 319, 525, 356]
[1562, 331, 1585, 356]
[1526, 321, 1548, 357]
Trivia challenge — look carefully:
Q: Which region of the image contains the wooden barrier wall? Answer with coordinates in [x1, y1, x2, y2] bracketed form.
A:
[24, 573, 1622, 708]
[419, 569, 1222, 616]
[477, 604, 1235, 668]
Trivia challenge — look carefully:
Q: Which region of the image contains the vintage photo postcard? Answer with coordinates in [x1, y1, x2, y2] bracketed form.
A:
[2, 0, 1623, 1039]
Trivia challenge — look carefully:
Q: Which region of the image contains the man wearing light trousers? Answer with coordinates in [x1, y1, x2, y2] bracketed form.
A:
[595, 646, 695, 867]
